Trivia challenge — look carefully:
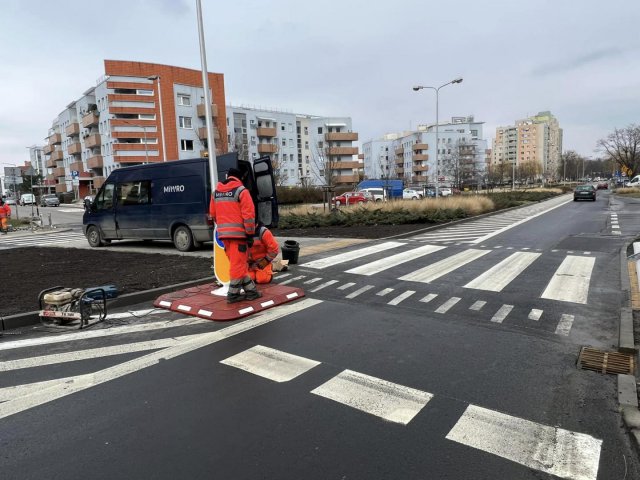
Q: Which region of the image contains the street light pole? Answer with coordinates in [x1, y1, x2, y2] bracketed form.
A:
[148, 75, 167, 162]
[413, 78, 463, 198]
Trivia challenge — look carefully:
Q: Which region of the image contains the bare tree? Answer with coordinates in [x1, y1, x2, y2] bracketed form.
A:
[309, 140, 339, 187]
[518, 159, 542, 185]
[597, 124, 640, 177]
[559, 151, 584, 181]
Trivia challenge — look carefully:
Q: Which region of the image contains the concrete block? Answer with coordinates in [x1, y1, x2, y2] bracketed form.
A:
[619, 374, 639, 408]
[619, 307, 637, 353]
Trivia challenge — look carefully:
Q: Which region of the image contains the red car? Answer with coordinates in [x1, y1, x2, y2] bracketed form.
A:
[332, 191, 371, 206]
[597, 181, 609, 190]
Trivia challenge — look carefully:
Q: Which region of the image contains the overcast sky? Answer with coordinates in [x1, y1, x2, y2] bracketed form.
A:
[1, 0, 639, 168]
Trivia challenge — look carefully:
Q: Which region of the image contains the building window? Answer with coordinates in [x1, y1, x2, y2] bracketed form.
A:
[304, 126, 308, 135]
[317, 127, 323, 134]
[139, 114, 156, 120]
[305, 141, 309, 149]
[177, 94, 191, 106]
[282, 138, 286, 146]
[137, 89, 154, 96]
[180, 139, 194, 151]
[118, 181, 151, 206]
[281, 124, 286, 131]
[179, 116, 192, 129]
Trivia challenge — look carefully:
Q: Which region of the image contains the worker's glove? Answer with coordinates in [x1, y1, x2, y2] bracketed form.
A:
[256, 257, 269, 269]
[247, 236, 254, 248]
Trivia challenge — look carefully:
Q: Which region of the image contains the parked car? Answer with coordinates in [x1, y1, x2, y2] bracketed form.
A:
[4, 197, 17, 206]
[20, 193, 36, 206]
[439, 187, 453, 197]
[402, 188, 423, 200]
[624, 175, 640, 188]
[40, 194, 60, 207]
[333, 191, 371, 206]
[573, 184, 596, 201]
[596, 181, 608, 190]
[358, 187, 386, 202]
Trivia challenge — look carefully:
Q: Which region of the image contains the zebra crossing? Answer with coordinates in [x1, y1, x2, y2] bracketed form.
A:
[0, 231, 86, 249]
[410, 194, 572, 244]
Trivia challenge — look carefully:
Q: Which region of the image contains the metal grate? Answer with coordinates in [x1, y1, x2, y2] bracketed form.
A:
[578, 347, 636, 375]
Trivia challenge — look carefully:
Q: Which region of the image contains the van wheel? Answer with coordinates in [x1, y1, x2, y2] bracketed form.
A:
[86, 226, 105, 247]
[173, 225, 194, 252]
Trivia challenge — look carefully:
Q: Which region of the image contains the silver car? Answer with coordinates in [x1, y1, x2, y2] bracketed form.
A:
[40, 194, 60, 207]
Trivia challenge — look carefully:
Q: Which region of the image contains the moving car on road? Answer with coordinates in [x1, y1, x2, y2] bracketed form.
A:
[20, 193, 36, 206]
[40, 194, 60, 207]
[573, 184, 596, 201]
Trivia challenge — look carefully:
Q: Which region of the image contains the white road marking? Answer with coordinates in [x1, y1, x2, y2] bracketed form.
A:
[310, 280, 338, 292]
[0, 376, 78, 402]
[435, 297, 461, 314]
[376, 288, 394, 296]
[528, 309, 543, 321]
[279, 275, 305, 285]
[541, 256, 595, 304]
[612, 231, 621, 235]
[491, 304, 514, 323]
[0, 298, 323, 420]
[420, 293, 438, 303]
[311, 369, 433, 425]
[469, 300, 486, 311]
[388, 290, 415, 305]
[464, 252, 540, 292]
[220, 345, 320, 382]
[299, 241, 405, 269]
[555, 314, 575, 336]
[446, 404, 601, 480]
[0, 315, 208, 351]
[345, 244, 445, 276]
[303, 277, 323, 284]
[337, 282, 356, 290]
[346, 285, 374, 299]
[399, 249, 490, 283]
[275, 273, 291, 279]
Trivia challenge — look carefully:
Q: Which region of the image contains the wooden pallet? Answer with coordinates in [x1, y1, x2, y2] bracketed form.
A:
[578, 347, 636, 375]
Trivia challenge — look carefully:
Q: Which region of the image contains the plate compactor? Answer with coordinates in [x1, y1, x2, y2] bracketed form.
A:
[38, 285, 118, 329]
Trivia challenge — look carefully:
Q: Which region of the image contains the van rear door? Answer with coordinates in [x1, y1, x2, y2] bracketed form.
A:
[252, 156, 279, 228]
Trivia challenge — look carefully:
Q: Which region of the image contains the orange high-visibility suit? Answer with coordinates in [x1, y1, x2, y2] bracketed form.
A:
[248, 226, 279, 284]
[209, 173, 259, 302]
[0, 201, 11, 234]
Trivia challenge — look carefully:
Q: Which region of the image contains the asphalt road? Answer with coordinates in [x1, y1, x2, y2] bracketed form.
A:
[1, 190, 639, 479]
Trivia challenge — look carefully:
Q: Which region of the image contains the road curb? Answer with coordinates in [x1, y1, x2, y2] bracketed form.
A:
[0, 276, 214, 332]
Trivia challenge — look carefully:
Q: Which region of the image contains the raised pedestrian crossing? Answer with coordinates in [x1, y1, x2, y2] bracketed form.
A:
[0, 231, 86, 249]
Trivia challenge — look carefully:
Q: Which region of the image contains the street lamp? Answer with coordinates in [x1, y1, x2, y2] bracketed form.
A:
[147, 75, 167, 162]
[413, 78, 463, 198]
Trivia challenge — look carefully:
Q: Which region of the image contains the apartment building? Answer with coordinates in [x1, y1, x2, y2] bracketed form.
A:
[491, 111, 563, 181]
[362, 116, 488, 186]
[226, 106, 360, 187]
[40, 60, 227, 197]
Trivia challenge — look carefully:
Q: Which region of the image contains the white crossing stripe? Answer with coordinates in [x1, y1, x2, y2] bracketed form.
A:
[446, 404, 601, 480]
[275, 273, 292, 279]
[464, 252, 540, 292]
[388, 290, 415, 305]
[310, 280, 338, 292]
[399, 249, 490, 284]
[420, 293, 438, 303]
[555, 314, 575, 336]
[469, 300, 486, 311]
[279, 275, 306, 285]
[300, 241, 405, 269]
[435, 297, 461, 313]
[491, 304, 513, 323]
[220, 345, 320, 382]
[303, 277, 323, 284]
[541, 256, 595, 304]
[345, 244, 445, 276]
[528, 309, 543, 321]
[345, 285, 374, 299]
[376, 288, 394, 296]
[311, 369, 433, 425]
[337, 282, 356, 290]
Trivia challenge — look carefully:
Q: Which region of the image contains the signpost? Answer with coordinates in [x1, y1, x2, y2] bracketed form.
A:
[3, 167, 22, 220]
[71, 170, 80, 199]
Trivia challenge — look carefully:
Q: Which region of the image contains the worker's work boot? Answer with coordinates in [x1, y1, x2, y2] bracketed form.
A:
[226, 293, 245, 304]
[244, 290, 262, 301]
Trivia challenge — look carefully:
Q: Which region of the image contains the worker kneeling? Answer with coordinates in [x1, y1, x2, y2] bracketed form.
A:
[248, 224, 279, 284]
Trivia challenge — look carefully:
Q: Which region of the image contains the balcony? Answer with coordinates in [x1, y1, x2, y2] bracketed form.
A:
[55, 183, 68, 194]
[53, 167, 66, 177]
[49, 133, 62, 145]
[46, 174, 55, 182]
[196, 103, 218, 118]
[43, 144, 53, 155]
[85, 134, 101, 148]
[328, 147, 358, 156]
[68, 142, 82, 155]
[65, 122, 80, 137]
[197, 127, 220, 140]
[50, 150, 63, 162]
[333, 174, 360, 184]
[333, 161, 362, 169]
[92, 176, 106, 189]
[395, 157, 404, 165]
[413, 165, 429, 172]
[412, 143, 429, 151]
[82, 111, 99, 128]
[413, 154, 428, 161]
[45, 159, 56, 168]
[325, 132, 358, 141]
[256, 127, 277, 137]
[257, 143, 278, 154]
[87, 155, 104, 169]
[395, 147, 404, 155]
[70, 161, 84, 173]
[396, 168, 404, 174]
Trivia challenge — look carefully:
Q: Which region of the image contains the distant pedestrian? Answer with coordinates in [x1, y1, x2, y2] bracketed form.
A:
[0, 199, 11, 234]
[248, 224, 279, 284]
[209, 168, 262, 304]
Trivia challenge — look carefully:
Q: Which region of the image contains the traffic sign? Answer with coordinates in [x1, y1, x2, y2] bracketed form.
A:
[71, 170, 79, 178]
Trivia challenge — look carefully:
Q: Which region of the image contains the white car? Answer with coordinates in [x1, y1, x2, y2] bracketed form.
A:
[439, 187, 453, 197]
[403, 188, 423, 200]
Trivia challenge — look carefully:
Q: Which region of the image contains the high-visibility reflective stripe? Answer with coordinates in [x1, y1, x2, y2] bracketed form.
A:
[218, 222, 245, 229]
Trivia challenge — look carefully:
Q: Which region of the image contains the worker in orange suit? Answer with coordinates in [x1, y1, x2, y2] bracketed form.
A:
[0, 199, 11, 235]
[209, 167, 262, 304]
[248, 224, 280, 284]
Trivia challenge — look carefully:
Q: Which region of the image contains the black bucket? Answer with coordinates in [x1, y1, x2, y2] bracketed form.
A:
[281, 240, 300, 264]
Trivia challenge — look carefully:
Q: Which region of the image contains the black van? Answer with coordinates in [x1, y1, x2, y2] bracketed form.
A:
[83, 154, 278, 252]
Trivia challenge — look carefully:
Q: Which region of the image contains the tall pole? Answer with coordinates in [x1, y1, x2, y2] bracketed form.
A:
[435, 89, 439, 198]
[512, 159, 515, 191]
[143, 125, 149, 164]
[150, 76, 167, 162]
